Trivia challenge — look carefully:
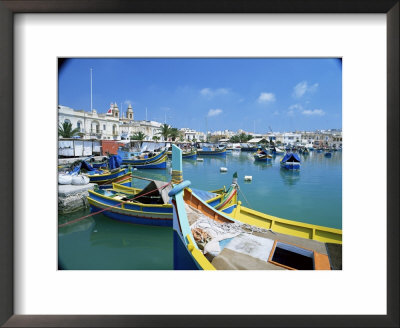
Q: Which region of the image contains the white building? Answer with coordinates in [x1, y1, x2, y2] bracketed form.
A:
[179, 128, 205, 141]
[59, 103, 163, 141]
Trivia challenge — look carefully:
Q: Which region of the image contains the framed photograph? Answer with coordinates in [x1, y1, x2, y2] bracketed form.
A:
[1, 1, 398, 327]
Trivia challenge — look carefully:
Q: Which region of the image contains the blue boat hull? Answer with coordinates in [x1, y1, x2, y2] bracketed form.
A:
[90, 205, 172, 227]
[122, 150, 166, 165]
[88, 169, 129, 183]
[131, 161, 167, 169]
[197, 150, 227, 156]
[280, 163, 301, 170]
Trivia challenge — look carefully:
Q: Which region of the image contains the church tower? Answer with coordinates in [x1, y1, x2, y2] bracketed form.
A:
[127, 104, 134, 121]
[112, 102, 119, 118]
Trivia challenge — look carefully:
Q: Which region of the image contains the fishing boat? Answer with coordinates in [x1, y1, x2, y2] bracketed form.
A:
[121, 149, 167, 165]
[169, 146, 342, 270]
[86, 160, 238, 227]
[253, 150, 272, 162]
[270, 146, 285, 155]
[167, 147, 197, 160]
[127, 153, 168, 169]
[280, 153, 301, 170]
[197, 144, 227, 156]
[324, 150, 332, 158]
[240, 143, 260, 152]
[67, 155, 131, 186]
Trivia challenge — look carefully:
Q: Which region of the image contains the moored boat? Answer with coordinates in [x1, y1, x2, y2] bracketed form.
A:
[121, 149, 167, 165]
[197, 145, 227, 156]
[280, 152, 301, 170]
[86, 150, 238, 227]
[169, 144, 341, 270]
[324, 151, 332, 158]
[253, 150, 272, 162]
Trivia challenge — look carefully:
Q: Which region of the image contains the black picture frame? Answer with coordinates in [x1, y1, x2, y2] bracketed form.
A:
[0, 1, 398, 327]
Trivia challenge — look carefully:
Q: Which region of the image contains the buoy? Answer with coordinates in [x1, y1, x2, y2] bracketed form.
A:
[244, 175, 252, 181]
[133, 168, 138, 171]
[220, 167, 228, 172]
[197, 158, 204, 162]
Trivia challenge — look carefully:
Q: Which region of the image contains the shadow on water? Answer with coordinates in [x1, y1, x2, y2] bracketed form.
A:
[279, 168, 301, 186]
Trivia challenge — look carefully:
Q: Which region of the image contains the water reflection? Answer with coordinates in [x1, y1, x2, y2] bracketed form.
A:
[279, 168, 301, 186]
[89, 216, 171, 249]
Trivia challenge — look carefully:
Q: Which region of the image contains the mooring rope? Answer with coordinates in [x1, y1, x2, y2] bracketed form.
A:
[58, 182, 171, 228]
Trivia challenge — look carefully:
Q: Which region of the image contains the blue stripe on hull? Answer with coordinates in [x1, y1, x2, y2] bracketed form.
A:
[89, 169, 128, 182]
[280, 164, 301, 170]
[197, 152, 226, 156]
[183, 154, 197, 159]
[90, 205, 172, 227]
[132, 161, 167, 169]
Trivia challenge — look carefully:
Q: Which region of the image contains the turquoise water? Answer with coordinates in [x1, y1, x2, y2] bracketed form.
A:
[58, 150, 341, 269]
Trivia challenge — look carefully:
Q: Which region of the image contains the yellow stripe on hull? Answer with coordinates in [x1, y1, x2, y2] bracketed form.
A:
[228, 202, 342, 244]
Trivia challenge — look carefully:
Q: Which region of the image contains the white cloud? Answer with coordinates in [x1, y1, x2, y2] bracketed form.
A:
[293, 81, 319, 98]
[289, 104, 303, 111]
[200, 88, 229, 97]
[258, 92, 276, 103]
[287, 110, 295, 117]
[207, 108, 223, 117]
[302, 109, 325, 116]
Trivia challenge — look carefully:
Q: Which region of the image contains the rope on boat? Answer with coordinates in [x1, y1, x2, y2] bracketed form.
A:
[58, 182, 172, 228]
[236, 183, 251, 207]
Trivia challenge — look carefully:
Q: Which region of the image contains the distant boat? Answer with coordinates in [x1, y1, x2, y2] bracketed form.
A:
[168, 148, 197, 160]
[197, 144, 227, 156]
[122, 149, 167, 165]
[270, 146, 284, 155]
[324, 151, 332, 158]
[280, 153, 301, 170]
[253, 150, 272, 162]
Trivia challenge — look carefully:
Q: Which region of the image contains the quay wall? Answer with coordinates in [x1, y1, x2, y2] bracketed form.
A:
[58, 183, 96, 214]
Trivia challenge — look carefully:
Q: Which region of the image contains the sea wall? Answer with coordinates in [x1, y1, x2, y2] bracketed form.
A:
[58, 183, 96, 214]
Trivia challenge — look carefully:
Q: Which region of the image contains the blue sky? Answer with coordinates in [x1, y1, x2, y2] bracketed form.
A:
[58, 58, 342, 133]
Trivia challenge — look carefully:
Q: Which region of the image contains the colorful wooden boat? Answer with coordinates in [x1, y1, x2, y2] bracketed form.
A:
[127, 154, 168, 169]
[253, 150, 272, 162]
[85, 168, 131, 185]
[121, 149, 167, 165]
[280, 153, 301, 170]
[86, 162, 237, 227]
[169, 145, 341, 270]
[197, 147, 227, 156]
[167, 148, 197, 160]
[270, 146, 285, 155]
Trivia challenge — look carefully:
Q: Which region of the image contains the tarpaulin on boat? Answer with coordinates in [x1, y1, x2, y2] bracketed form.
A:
[81, 160, 96, 171]
[108, 155, 122, 169]
[282, 153, 301, 163]
[134, 180, 172, 204]
[191, 188, 218, 202]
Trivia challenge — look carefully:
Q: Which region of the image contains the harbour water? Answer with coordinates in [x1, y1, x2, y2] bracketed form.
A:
[58, 150, 342, 270]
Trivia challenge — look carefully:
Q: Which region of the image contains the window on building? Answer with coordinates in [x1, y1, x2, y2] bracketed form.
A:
[64, 119, 71, 125]
[77, 122, 81, 130]
[103, 124, 106, 130]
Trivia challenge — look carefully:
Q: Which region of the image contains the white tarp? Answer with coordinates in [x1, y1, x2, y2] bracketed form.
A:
[74, 140, 83, 156]
[59, 140, 74, 157]
[83, 141, 92, 156]
[93, 141, 101, 153]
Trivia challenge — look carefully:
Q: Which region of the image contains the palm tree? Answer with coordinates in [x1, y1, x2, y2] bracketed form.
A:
[58, 122, 80, 138]
[131, 131, 147, 141]
[168, 128, 180, 141]
[152, 135, 160, 142]
[158, 124, 171, 141]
